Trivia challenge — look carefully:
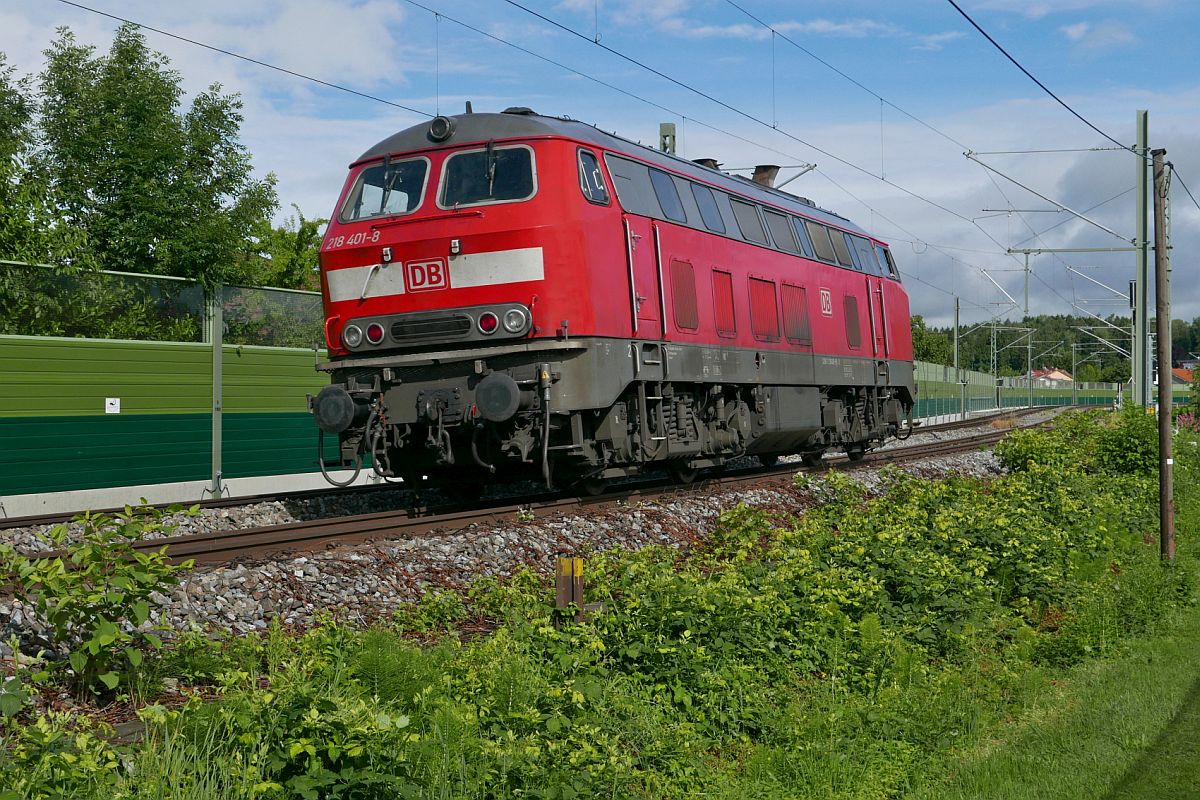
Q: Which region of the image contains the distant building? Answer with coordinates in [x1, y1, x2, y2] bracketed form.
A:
[1172, 367, 1194, 385]
[1031, 367, 1073, 387]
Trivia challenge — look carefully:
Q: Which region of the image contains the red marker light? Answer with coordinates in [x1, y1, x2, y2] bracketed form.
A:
[478, 312, 499, 334]
[366, 323, 385, 344]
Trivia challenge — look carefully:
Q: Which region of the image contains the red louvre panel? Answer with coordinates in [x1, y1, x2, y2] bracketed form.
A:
[670, 258, 698, 331]
[782, 284, 812, 344]
[712, 269, 736, 336]
[749, 277, 780, 341]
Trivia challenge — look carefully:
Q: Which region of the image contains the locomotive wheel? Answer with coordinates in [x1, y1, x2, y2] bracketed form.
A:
[757, 454, 779, 468]
[577, 476, 608, 497]
[667, 461, 699, 485]
[801, 452, 824, 468]
[846, 446, 866, 462]
[566, 472, 609, 496]
[445, 481, 486, 503]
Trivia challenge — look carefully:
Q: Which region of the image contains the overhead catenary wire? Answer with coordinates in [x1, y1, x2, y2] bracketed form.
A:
[723, 0, 972, 153]
[53, 0, 434, 119]
[57, 0, 1018, 293]
[1172, 168, 1200, 216]
[56, 0, 1051, 317]
[410, 0, 1016, 289]
[504, 0, 1052, 318]
[944, 0, 1131, 153]
[506, 0, 1138, 320]
[503, 0, 986, 230]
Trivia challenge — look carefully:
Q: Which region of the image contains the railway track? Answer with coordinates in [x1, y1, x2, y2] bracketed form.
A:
[28, 406, 1047, 565]
[0, 406, 1046, 532]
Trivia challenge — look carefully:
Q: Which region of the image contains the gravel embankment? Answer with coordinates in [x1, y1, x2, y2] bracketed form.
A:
[1, 442, 1006, 655]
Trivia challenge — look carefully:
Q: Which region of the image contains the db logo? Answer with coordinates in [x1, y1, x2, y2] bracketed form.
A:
[405, 259, 448, 292]
[819, 288, 833, 317]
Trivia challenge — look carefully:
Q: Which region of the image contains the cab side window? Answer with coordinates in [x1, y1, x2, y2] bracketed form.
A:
[578, 150, 609, 205]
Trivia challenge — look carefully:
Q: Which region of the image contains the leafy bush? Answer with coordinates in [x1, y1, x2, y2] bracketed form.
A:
[1094, 403, 1158, 474]
[3, 410, 1194, 798]
[0, 506, 194, 697]
[0, 713, 122, 800]
[998, 407, 1157, 476]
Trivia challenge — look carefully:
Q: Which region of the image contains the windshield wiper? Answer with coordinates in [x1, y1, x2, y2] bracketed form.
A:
[484, 140, 496, 197]
[378, 154, 401, 213]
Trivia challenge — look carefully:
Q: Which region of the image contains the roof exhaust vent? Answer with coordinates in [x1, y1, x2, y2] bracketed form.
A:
[693, 158, 721, 170]
[752, 164, 780, 188]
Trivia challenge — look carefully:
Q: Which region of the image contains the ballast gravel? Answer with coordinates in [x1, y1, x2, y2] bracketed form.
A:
[0, 445, 1005, 655]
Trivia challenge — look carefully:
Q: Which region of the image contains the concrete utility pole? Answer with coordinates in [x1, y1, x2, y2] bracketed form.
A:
[1134, 110, 1151, 406]
[954, 297, 966, 419]
[1152, 147, 1174, 561]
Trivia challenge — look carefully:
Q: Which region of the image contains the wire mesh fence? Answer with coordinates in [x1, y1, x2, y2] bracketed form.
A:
[0, 260, 206, 342]
[0, 261, 322, 348]
[222, 285, 324, 349]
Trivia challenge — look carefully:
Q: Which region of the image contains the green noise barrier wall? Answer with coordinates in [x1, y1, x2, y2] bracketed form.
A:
[0, 338, 1147, 496]
[0, 335, 328, 495]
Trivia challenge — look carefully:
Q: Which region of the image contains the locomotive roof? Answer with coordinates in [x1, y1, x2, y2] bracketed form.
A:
[358, 109, 869, 237]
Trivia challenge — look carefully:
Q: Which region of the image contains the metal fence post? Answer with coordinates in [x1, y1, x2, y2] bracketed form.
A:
[208, 282, 224, 497]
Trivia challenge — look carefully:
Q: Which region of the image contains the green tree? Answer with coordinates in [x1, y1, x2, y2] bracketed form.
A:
[0, 53, 90, 266]
[910, 315, 953, 365]
[36, 25, 277, 286]
[243, 204, 326, 290]
[1074, 362, 1102, 383]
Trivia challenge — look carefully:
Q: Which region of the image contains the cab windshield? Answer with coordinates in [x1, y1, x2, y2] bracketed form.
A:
[340, 157, 429, 222]
[438, 144, 536, 208]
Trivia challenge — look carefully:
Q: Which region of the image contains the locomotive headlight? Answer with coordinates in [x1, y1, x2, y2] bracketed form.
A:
[365, 322, 386, 345]
[477, 311, 499, 335]
[342, 324, 364, 348]
[502, 308, 528, 334]
[428, 115, 455, 142]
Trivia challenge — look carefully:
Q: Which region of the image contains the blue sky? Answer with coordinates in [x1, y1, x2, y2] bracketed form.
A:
[2, 0, 1198, 330]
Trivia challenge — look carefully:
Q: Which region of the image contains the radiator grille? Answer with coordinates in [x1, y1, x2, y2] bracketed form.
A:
[390, 313, 472, 343]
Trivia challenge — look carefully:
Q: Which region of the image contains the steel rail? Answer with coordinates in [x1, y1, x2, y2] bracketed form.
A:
[24, 407, 1050, 565]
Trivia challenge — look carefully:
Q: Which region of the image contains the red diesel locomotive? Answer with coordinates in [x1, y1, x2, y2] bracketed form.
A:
[310, 107, 916, 492]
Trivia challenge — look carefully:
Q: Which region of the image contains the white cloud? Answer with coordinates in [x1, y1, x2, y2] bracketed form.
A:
[774, 19, 900, 38]
[912, 31, 968, 51]
[1061, 22, 1091, 41]
[1073, 21, 1136, 49]
[975, 0, 1168, 20]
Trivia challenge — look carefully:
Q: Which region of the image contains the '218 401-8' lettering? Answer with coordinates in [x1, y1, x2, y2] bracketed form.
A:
[324, 230, 381, 249]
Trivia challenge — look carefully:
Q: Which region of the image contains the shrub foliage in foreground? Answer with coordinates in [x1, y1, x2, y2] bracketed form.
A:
[1, 411, 1192, 799]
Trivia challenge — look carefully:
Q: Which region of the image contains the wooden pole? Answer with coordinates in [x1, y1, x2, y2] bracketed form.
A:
[1152, 148, 1175, 561]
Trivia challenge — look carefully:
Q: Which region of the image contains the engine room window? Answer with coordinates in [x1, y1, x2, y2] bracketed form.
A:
[791, 217, 815, 259]
[731, 200, 768, 244]
[832, 230, 855, 268]
[340, 157, 429, 222]
[649, 168, 687, 223]
[782, 284, 812, 344]
[805, 220, 838, 264]
[850, 235, 881, 276]
[578, 150, 609, 205]
[763, 210, 799, 254]
[691, 183, 726, 233]
[712, 270, 736, 337]
[439, 144, 536, 208]
[670, 259, 699, 331]
[749, 277, 780, 341]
